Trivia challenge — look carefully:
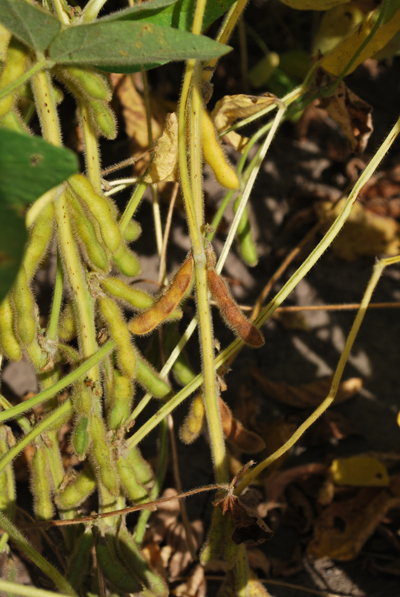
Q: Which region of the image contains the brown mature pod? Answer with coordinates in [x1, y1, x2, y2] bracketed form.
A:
[206, 245, 264, 348]
[219, 397, 265, 453]
[128, 253, 193, 336]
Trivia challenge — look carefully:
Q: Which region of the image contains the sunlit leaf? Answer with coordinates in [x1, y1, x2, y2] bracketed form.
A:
[0, 0, 61, 51]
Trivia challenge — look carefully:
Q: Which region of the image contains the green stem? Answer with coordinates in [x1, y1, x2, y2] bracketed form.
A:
[0, 510, 77, 596]
[47, 250, 63, 341]
[0, 395, 31, 433]
[25, 187, 60, 229]
[0, 59, 49, 102]
[78, 99, 102, 192]
[134, 416, 168, 545]
[0, 581, 74, 597]
[0, 341, 114, 424]
[81, 0, 109, 22]
[0, 400, 73, 476]
[127, 112, 400, 450]
[235, 253, 400, 495]
[119, 180, 148, 234]
[52, 0, 71, 25]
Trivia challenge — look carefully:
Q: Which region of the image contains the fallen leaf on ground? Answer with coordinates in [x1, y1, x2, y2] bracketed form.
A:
[299, 410, 359, 447]
[256, 417, 297, 474]
[331, 455, 390, 487]
[251, 367, 362, 408]
[144, 112, 179, 183]
[316, 198, 400, 260]
[317, 79, 372, 153]
[211, 94, 276, 152]
[262, 463, 328, 504]
[308, 487, 400, 560]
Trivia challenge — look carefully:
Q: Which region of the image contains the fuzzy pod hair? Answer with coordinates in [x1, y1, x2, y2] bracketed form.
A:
[179, 393, 205, 445]
[30, 443, 54, 521]
[11, 266, 36, 347]
[136, 353, 171, 399]
[112, 242, 141, 278]
[125, 446, 154, 487]
[108, 368, 134, 430]
[68, 174, 122, 255]
[206, 245, 264, 348]
[0, 294, 21, 361]
[96, 533, 142, 594]
[201, 105, 240, 190]
[128, 253, 193, 336]
[58, 301, 77, 343]
[23, 203, 55, 282]
[88, 414, 119, 496]
[55, 65, 112, 102]
[98, 295, 137, 380]
[55, 464, 96, 511]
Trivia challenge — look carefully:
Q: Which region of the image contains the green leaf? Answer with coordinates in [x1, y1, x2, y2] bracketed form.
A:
[0, 0, 61, 51]
[0, 127, 78, 206]
[100, 0, 179, 23]
[48, 21, 231, 69]
[0, 203, 26, 303]
[102, 0, 237, 33]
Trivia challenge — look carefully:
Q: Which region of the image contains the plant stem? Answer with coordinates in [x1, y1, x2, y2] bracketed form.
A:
[0, 341, 114, 424]
[47, 251, 63, 341]
[0, 510, 77, 596]
[0, 59, 49, 102]
[26, 187, 60, 229]
[81, 0, 109, 22]
[235, 253, 400, 494]
[78, 99, 102, 192]
[134, 416, 168, 545]
[52, 0, 71, 24]
[119, 180, 148, 234]
[0, 580, 75, 597]
[0, 395, 31, 433]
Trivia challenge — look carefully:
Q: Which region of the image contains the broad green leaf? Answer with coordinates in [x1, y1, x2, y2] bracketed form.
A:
[0, 128, 78, 206]
[102, 0, 237, 33]
[0, 0, 61, 51]
[0, 203, 26, 303]
[48, 21, 231, 68]
[100, 0, 179, 23]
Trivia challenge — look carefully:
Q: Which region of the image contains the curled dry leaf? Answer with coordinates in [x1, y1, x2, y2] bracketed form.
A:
[214, 488, 273, 547]
[219, 397, 265, 453]
[172, 563, 206, 597]
[144, 113, 179, 183]
[317, 78, 373, 154]
[211, 94, 276, 153]
[307, 487, 400, 560]
[316, 198, 400, 261]
[251, 366, 362, 408]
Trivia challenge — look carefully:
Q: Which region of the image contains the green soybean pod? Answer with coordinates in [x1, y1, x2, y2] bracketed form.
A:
[233, 197, 258, 267]
[23, 203, 55, 281]
[116, 457, 150, 505]
[58, 301, 77, 342]
[96, 534, 142, 594]
[12, 266, 36, 346]
[112, 242, 141, 278]
[98, 296, 136, 379]
[66, 529, 94, 590]
[89, 99, 117, 140]
[109, 369, 134, 430]
[117, 526, 168, 597]
[123, 219, 142, 242]
[136, 354, 171, 399]
[0, 294, 21, 362]
[68, 190, 109, 273]
[0, 425, 15, 520]
[101, 277, 153, 311]
[200, 506, 233, 567]
[88, 414, 119, 496]
[71, 383, 94, 417]
[125, 446, 153, 486]
[69, 174, 122, 254]
[56, 464, 96, 510]
[0, 37, 28, 118]
[71, 416, 90, 460]
[59, 66, 111, 101]
[30, 444, 54, 521]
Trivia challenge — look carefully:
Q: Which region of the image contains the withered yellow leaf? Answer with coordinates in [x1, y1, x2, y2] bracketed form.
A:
[320, 7, 400, 76]
[316, 198, 400, 261]
[317, 79, 372, 153]
[211, 94, 276, 153]
[331, 455, 390, 487]
[279, 0, 349, 9]
[144, 113, 179, 183]
[312, 3, 363, 56]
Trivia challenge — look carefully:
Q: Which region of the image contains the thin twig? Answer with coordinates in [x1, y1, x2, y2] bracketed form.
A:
[158, 182, 179, 285]
[21, 484, 225, 529]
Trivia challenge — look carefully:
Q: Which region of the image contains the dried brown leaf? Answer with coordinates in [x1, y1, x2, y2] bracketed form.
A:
[262, 463, 328, 503]
[167, 520, 203, 578]
[172, 563, 206, 597]
[145, 112, 179, 183]
[308, 488, 400, 560]
[317, 79, 373, 153]
[316, 198, 400, 261]
[211, 94, 276, 153]
[252, 367, 362, 408]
